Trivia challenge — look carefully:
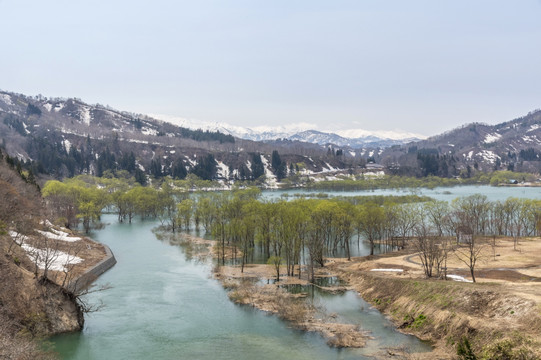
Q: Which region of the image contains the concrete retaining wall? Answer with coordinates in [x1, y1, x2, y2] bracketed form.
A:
[67, 244, 117, 293]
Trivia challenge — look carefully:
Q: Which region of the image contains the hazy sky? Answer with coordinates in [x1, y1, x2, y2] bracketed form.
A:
[2, 1, 541, 136]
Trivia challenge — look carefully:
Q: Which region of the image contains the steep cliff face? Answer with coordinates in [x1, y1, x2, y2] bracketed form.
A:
[0, 241, 84, 336]
[0, 151, 83, 358]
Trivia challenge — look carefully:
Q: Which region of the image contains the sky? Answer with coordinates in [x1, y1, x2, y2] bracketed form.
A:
[1, 0, 541, 137]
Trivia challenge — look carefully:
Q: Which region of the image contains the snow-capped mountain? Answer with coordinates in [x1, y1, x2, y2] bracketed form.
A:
[152, 114, 425, 149]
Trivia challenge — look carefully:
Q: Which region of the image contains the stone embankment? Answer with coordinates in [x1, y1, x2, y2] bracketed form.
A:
[67, 243, 117, 293]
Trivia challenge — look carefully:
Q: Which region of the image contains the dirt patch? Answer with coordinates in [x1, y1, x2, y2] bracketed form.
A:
[452, 268, 541, 282]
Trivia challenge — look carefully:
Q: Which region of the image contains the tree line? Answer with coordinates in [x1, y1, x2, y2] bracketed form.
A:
[41, 175, 541, 284]
[307, 171, 537, 191]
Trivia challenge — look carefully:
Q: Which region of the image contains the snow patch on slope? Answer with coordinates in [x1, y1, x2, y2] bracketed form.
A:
[483, 133, 501, 143]
[79, 106, 91, 125]
[0, 93, 13, 105]
[141, 127, 158, 136]
[216, 161, 230, 179]
[63, 139, 71, 153]
[260, 155, 278, 188]
[528, 124, 540, 132]
[478, 150, 500, 164]
[21, 244, 83, 272]
[36, 229, 81, 242]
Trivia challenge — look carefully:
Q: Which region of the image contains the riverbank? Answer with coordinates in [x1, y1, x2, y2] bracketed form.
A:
[216, 265, 371, 348]
[159, 231, 373, 348]
[327, 237, 541, 359]
[24, 225, 118, 293]
[164, 231, 426, 357]
[66, 241, 116, 293]
[176, 231, 541, 358]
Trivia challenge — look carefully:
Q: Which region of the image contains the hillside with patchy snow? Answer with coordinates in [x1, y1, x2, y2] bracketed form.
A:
[0, 90, 364, 185]
[379, 109, 541, 176]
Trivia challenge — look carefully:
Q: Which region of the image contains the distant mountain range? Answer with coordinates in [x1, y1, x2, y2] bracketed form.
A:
[3, 88, 541, 183]
[152, 114, 425, 149]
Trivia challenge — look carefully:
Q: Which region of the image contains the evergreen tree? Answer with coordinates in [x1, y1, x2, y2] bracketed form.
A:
[135, 168, 147, 185]
[150, 157, 163, 178]
[250, 153, 265, 180]
[171, 158, 188, 180]
[191, 154, 217, 180]
[271, 150, 286, 180]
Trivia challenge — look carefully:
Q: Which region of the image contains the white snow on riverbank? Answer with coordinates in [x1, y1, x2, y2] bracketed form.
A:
[21, 244, 83, 272]
[36, 229, 81, 242]
[8, 231, 28, 244]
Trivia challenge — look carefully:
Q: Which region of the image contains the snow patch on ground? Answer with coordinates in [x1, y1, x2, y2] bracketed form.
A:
[483, 133, 501, 143]
[447, 274, 472, 283]
[43, 103, 53, 112]
[126, 139, 149, 144]
[478, 150, 500, 164]
[21, 244, 83, 272]
[63, 139, 71, 153]
[79, 106, 91, 125]
[15, 152, 28, 161]
[185, 156, 196, 166]
[0, 93, 13, 105]
[141, 127, 158, 136]
[39, 220, 54, 227]
[323, 162, 337, 172]
[22, 122, 30, 134]
[9, 231, 28, 244]
[260, 155, 278, 188]
[523, 136, 533, 143]
[528, 124, 540, 132]
[36, 229, 81, 242]
[54, 103, 65, 112]
[216, 161, 230, 179]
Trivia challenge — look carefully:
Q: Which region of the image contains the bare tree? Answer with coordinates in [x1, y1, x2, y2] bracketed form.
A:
[413, 223, 440, 278]
[59, 241, 85, 288]
[455, 235, 485, 283]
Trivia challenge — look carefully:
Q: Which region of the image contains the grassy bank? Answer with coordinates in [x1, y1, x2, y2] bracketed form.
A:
[334, 266, 541, 359]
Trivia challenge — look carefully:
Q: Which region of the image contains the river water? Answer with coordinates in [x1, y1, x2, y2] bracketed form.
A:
[52, 214, 428, 359]
[264, 184, 541, 202]
[52, 185, 541, 359]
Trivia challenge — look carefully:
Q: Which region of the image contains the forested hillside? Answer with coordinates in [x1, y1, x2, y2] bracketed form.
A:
[0, 91, 354, 185]
[3, 89, 541, 184]
[379, 109, 541, 177]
